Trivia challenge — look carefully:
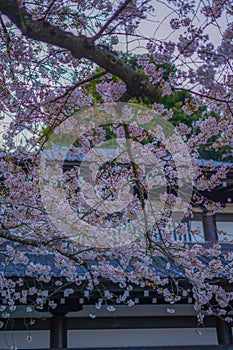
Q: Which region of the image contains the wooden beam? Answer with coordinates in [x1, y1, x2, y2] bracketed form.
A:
[36, 346, 233, 350]
[0, 316, 216, 330]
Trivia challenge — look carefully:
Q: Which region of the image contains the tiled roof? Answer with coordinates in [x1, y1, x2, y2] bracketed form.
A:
[0, 244, 230, 279]
[1, 149, 233, 168]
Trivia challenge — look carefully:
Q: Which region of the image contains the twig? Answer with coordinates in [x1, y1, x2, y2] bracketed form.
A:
[92, 0, 132, 42]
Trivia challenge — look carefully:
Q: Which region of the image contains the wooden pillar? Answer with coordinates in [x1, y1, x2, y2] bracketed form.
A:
[202, 211, 218, 241]
[49, 302, 82, 349]
[216, 317, 233, 345]
[50, 312, 67, 349]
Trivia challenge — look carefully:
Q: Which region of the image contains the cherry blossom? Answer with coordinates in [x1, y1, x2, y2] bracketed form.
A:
[0, 0, 232, 333]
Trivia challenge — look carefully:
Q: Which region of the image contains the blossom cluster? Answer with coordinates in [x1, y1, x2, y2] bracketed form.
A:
[0, 1, 232, 343]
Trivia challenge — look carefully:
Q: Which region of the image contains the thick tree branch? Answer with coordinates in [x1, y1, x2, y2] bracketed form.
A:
[0, 0, 162, 102]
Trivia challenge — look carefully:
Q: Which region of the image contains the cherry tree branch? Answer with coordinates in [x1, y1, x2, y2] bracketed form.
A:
[175, 87, 233, 104]
[0, 0, 162, 102]
[52, 70, 107, 102]
[42, 0, 57, 21]
[0, 13, 10, 46]
[92, 0, 132, 42]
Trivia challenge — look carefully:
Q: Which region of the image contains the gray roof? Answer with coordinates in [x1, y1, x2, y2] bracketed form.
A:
[0, 244, 231, 280]
[1, 149, 233, 168]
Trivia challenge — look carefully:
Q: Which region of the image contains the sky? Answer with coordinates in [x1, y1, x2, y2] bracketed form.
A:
[116, 0, 229, 54]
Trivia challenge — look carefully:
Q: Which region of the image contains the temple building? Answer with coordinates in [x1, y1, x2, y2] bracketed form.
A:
[0, 155, 233, 350]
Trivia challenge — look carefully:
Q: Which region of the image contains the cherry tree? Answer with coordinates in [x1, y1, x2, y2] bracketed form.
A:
[0, 0, 233, 330]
